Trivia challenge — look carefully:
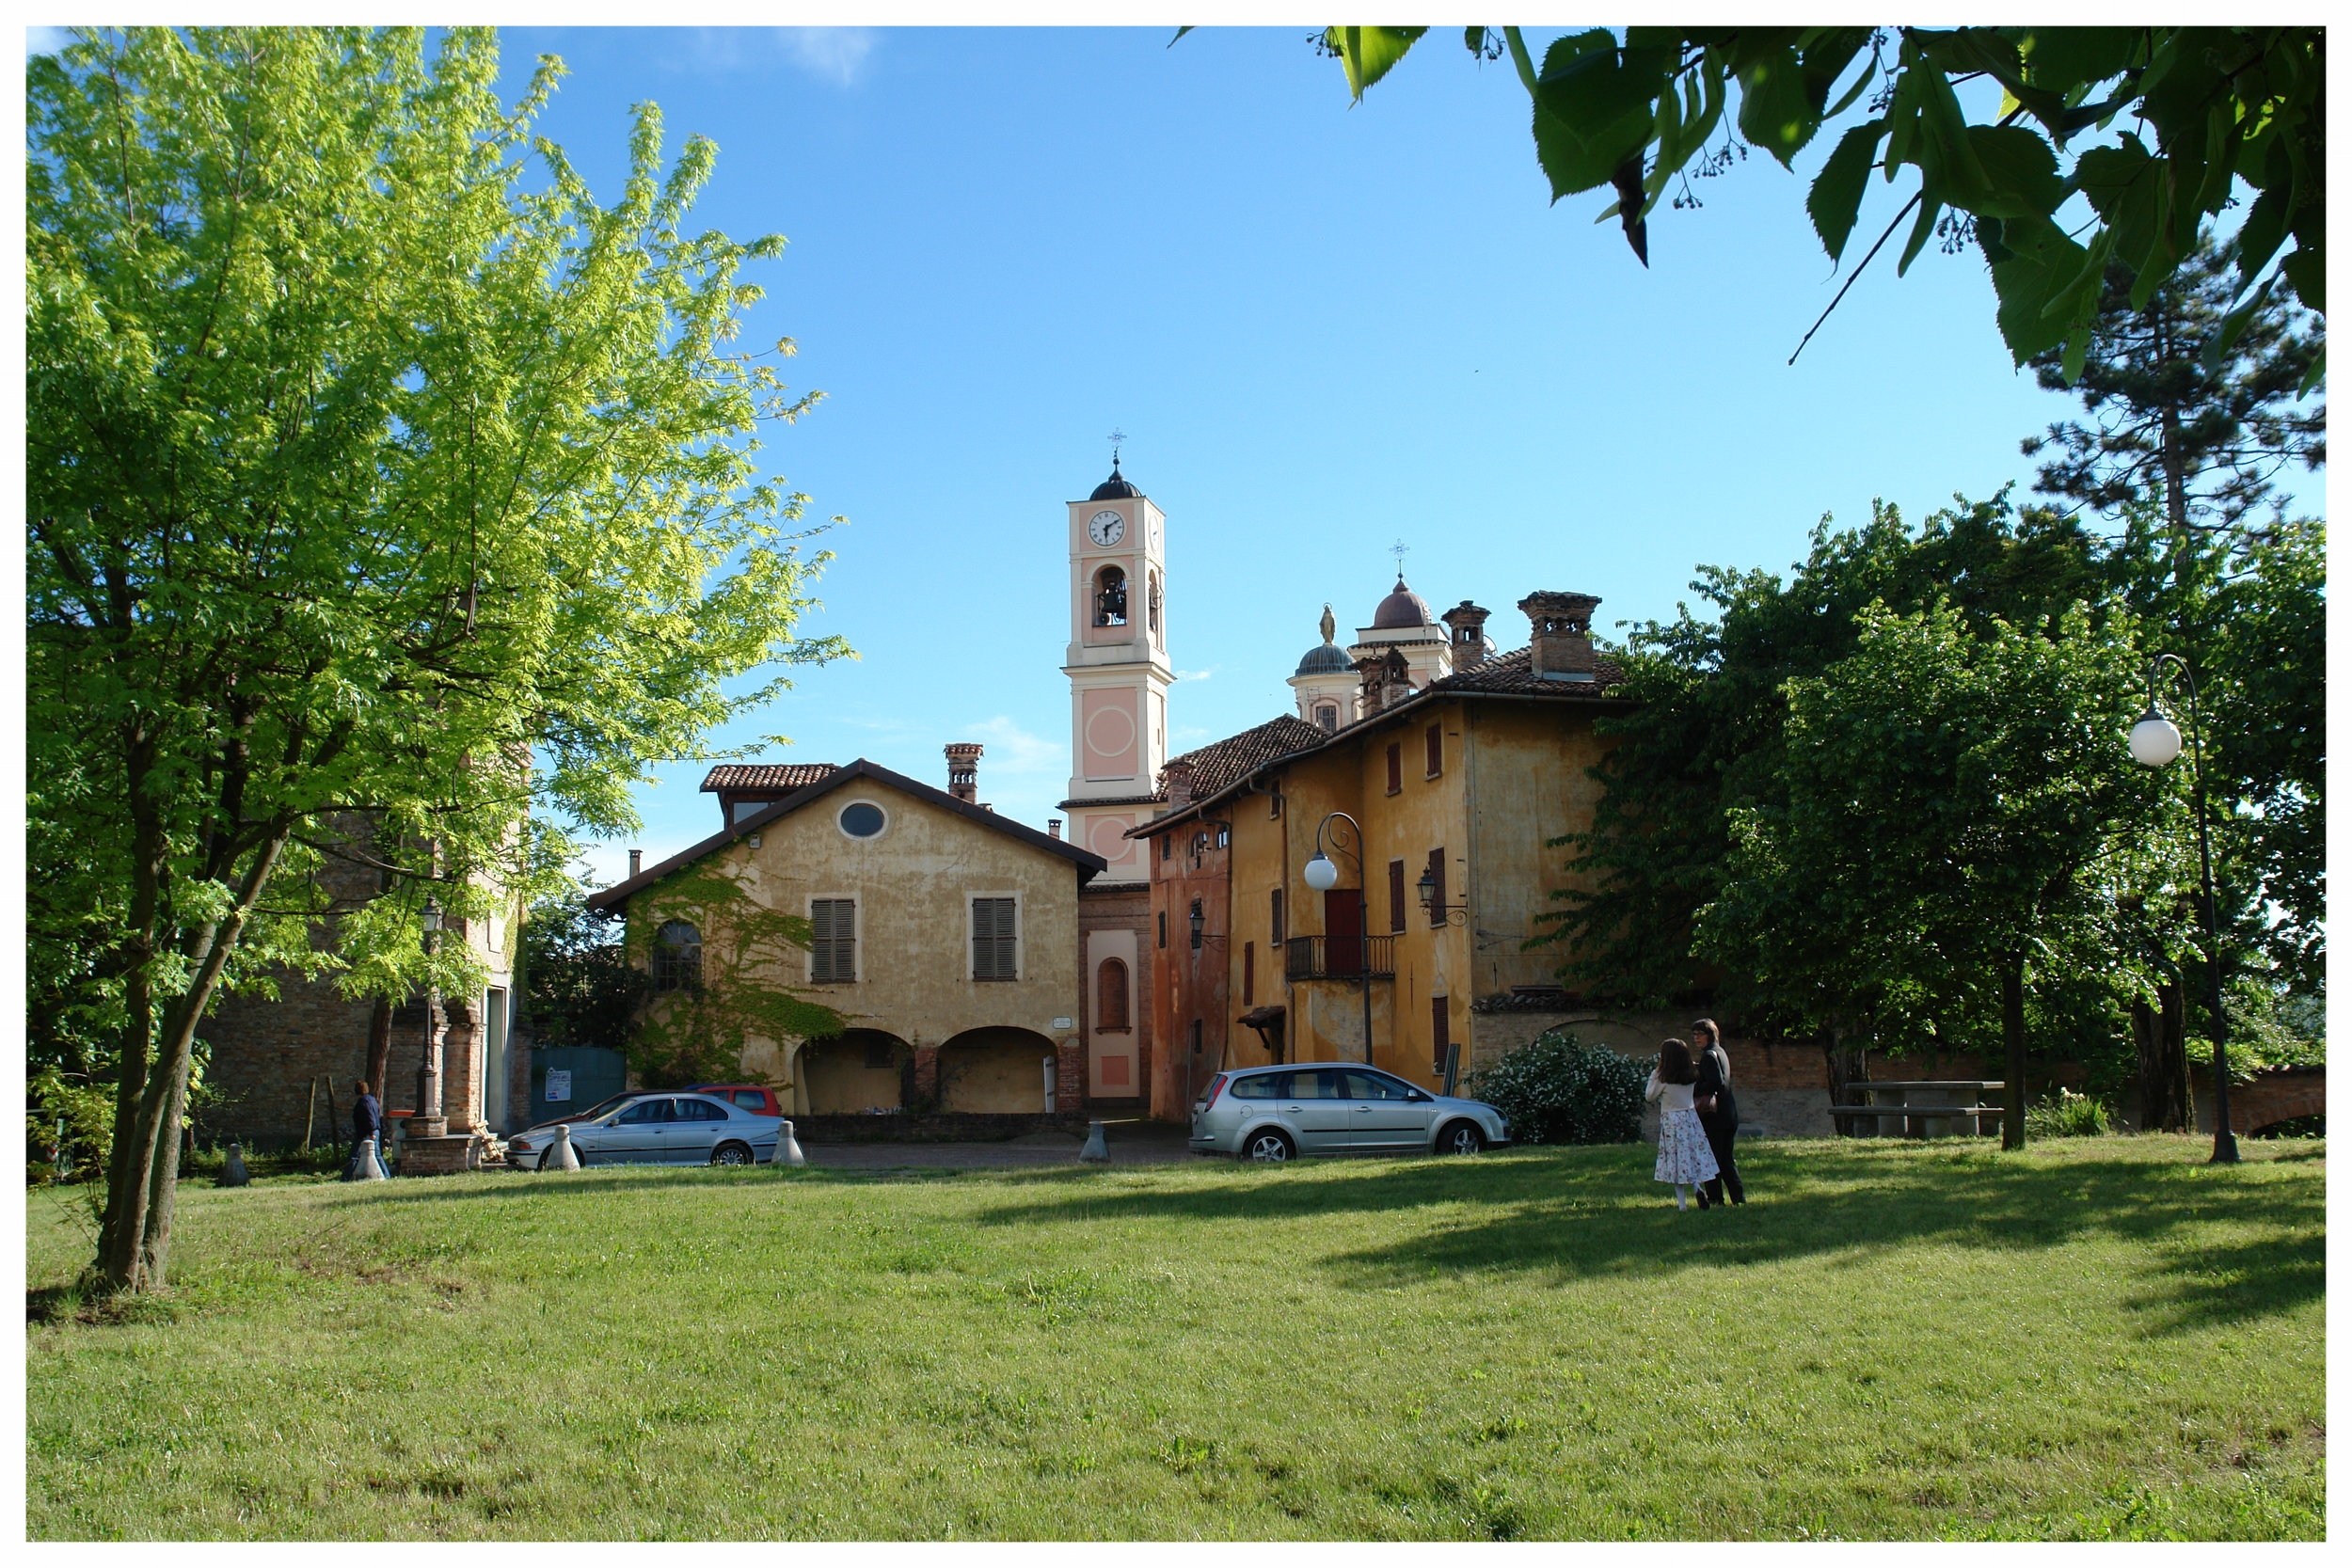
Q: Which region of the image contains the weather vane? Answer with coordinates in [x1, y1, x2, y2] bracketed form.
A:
[1391, 539, 1409, 578]
[1107, 428, 1127, 467]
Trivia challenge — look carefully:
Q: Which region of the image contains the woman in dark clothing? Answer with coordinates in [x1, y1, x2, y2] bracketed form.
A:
[1692, 1019, 1744, 1207]
[344, 1080, 385, 1181]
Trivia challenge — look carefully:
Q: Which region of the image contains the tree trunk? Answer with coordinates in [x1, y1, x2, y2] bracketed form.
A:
[2001, 952, 2027, 1150]
[366, 995, 395, 1105]
[2134, 983, 2195, 1132]
[98, 827, 293, 1293]
[1821, 1024, 1867, 1137]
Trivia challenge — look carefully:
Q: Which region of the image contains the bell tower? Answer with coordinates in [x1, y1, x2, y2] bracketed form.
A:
[1060, 452, 1172, 881]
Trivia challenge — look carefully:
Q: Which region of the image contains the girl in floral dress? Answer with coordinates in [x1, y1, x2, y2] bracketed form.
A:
[1645, 1037, 1719, 1211]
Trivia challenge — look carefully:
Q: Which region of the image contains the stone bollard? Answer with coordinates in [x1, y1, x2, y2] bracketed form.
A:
[776, 1118, 807, 1167]
[348, 1136, 388, 1181]
[218, 1143, 251, 1187]
[1078, 1120, 1111, 1164]
[543, 1122, 581, 1171]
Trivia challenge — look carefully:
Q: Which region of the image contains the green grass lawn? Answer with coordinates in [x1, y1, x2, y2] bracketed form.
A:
[24, 1135, 2324, 1541]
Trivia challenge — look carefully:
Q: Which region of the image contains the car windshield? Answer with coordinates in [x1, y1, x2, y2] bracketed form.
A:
[532, 1093, 635, 1128]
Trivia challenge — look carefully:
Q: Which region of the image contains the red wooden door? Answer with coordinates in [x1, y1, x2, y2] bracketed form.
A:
[1324, 888, 1363, 977]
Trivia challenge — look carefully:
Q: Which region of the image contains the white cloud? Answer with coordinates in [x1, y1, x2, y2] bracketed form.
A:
[668, 26, 876, 86]
[962, 716, 1063, 776]
[778, 26, 876, 87]
[1174, 669, 1215, 683]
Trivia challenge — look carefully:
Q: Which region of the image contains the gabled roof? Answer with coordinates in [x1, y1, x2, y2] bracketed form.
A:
[1131, 643, 1630, 838]
[588, 758, 1107, 912]
[1167, 714, 1330, 799]
[702, 763, 841, 793]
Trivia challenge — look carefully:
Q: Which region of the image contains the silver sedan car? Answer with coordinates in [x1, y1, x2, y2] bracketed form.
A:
[506, 1092, 781, 1169]
[1189, 1063, 1511, 1162]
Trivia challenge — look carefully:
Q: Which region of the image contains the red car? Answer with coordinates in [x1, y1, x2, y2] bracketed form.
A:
[684, 1083, 785, 1117]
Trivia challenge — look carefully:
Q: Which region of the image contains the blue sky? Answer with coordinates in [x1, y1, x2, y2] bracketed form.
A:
[35, 25, 2322, 885]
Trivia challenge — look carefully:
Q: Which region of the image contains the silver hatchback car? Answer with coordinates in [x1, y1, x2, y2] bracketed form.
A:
[1190, 1063, 1511, 1161]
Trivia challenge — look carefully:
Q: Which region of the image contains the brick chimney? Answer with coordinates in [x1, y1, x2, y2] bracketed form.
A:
[1442, 600, 1491, 666]
[1518, 591, 1603, 681]
[1163, 758, 1196, 807]
[628, 848, 643, 878]
[1047, 818, 1062, 839]
[945, 742, 983, 803]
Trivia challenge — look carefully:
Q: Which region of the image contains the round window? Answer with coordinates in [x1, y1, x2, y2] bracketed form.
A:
[838, 801, 886, 838]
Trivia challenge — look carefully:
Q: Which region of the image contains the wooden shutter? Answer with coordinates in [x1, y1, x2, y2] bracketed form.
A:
[1431, 995, 1451, 1074]
[1243, 942, 1255, 1006]
[1270, 888, 1285, 946]
[1426, 848, 1446, 927]
[811, 898, 855, 982]
[1388, 860, 1406, 932]
[1386, 742, 1403, 794]
[972, 897, 1017, 979]
[1425, 723, 1442, 776]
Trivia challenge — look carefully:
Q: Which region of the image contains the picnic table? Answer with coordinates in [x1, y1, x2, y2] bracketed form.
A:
[1829, 1081, 2007, 1138]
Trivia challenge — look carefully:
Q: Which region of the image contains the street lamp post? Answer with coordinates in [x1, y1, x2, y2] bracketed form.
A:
[414, 895, 446, 1138]
[1302, 812, 1375, 1066]
[2128, 655, 2239, 1164]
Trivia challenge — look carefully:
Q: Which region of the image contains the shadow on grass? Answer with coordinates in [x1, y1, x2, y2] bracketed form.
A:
[967, 1140, 2326, 1336]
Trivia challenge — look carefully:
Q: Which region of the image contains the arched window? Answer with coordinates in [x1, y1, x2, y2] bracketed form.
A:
[1314, 704, 1339, 733]
[1096, 957, 1130, 1032]
[653, 920, 702, 993]
[1094, 565, 1128, 626]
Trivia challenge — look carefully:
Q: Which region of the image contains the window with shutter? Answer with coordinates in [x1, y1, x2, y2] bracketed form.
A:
[1388, 860, 1406, 932]
[1431, 995, 1452, 1074]
[1243, 942, 1254, 1006]
[1425, 723, 1443, 777]
[1426, 848, 1446, 927]
[1270, 888, 1285, 946]
[810, 898, 856, 982]
[1385, 742, 1403, 794]
[972, 897, 1017, 980]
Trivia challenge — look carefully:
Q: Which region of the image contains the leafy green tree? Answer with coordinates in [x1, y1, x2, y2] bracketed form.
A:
[619, 864, 844, 1090]
[1296, 26, 2324, 375]
[518, 895, 644, 1054]
[1538, 492, 2107, 1018]
[1696, 604, 2156, 1148]
[26, 27, 846, 1291]
[2024, 244, 2324, 539]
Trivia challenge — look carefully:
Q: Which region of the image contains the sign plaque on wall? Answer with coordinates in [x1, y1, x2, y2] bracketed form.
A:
[545, 1069, 572, 1102]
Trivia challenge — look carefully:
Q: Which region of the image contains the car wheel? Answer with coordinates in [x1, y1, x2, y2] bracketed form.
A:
[1438, 1121, 1486, 1156]
[1244, 1129, 1295, 1164]
[710, 1142, 754, 1167]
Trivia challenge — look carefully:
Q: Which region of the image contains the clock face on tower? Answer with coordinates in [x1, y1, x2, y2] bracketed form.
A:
[1088, 510, 1126, 546]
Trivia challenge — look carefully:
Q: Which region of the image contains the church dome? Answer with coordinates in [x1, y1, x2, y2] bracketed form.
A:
[1089, 462, 1140, 500]
[1295, 641, 1352, 676]
[1372, 577, 1435, 629]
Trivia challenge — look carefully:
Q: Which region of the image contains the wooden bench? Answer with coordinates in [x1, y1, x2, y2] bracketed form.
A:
[1836, 1081, 2007, 1137]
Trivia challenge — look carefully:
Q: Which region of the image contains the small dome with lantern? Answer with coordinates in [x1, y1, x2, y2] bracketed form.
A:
[1372, 576, 1436, 629]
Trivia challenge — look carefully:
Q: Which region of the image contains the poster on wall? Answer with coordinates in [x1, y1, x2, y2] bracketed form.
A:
[546, 1069, 572, 1102]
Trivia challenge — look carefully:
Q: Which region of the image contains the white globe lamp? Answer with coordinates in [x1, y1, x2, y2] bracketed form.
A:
[1303, 852, 1340, 891]
[2128, 710, 2183, 768]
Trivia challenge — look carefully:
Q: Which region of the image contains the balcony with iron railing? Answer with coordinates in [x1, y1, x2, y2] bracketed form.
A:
[1282, 933, 1396, 981]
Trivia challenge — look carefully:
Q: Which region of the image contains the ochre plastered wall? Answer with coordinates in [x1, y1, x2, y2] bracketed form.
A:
[627, 777, 1085, 1115]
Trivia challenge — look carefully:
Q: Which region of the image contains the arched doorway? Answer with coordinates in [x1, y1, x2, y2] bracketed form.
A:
[798, 1030, 913, 1115]
[939, 1027, 1057, 1114]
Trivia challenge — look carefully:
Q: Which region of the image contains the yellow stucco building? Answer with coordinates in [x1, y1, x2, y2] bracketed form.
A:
[1134, 588, 1629, 1118]
[588, 758, 1107, 1116]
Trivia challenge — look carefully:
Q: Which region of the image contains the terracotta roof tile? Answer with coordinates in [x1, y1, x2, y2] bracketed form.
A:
[1160, 715, 1330, 799]
[701, 763, 841, 793]
[1421, 644, 1626, 695]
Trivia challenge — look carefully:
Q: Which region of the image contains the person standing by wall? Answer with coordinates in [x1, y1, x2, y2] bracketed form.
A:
[1645, 1038, 1718, 1212]
[1692, 1018, 1743, 1208]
